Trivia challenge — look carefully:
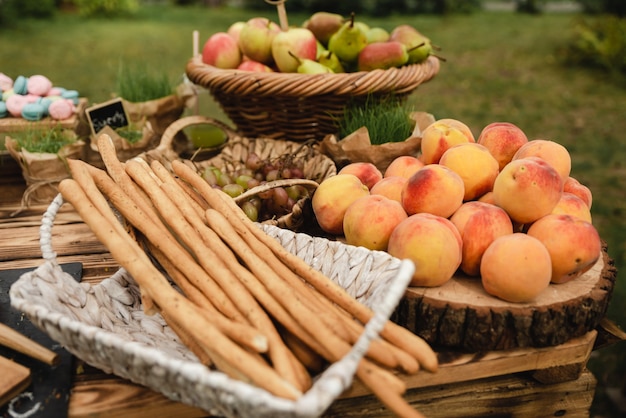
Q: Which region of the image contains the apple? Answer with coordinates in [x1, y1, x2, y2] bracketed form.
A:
[527, 214, 602, 284]
[476, 122, 529, 171]
[271, 27, 318, 73]
[311, 174, 370, 235]
[227, 21, 246, 44]
[401, 164, 465, 219]
[387, 213, 462, 287]
[480, 233, 552, 303]
[343, 195, 408, 251]
[338, 162, 383, 190]
[202, 32, 242, 69]
[238, 17, 281, 65]
[492, 156, 563, 224]
[237, 60, 273, 72]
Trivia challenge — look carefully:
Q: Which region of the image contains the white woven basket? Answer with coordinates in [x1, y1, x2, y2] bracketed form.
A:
[10, 194, 415, 418]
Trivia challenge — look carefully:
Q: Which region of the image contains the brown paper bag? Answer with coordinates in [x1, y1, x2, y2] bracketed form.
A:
[320, 111, 436, 173]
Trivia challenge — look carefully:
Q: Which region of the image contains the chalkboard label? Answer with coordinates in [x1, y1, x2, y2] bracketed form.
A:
[85, 98, 130, 137]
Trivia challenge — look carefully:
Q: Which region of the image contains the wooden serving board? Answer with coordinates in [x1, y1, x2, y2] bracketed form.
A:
[0, 354, 31, 408]
[393, 246, 616, 351]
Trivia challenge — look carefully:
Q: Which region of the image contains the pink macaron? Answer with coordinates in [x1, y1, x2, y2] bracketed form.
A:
[27, 75, 53, 96]
[5, 94, 29, 117]
[48, 98, 75, 120]
[0, 73, 13, 92]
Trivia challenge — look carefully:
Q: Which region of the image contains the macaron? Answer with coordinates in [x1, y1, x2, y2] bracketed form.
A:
[27, 74, 52, 96]
[37, 96, 53, 115]
[21, 102, 46, 121]
[2, 88, 14, 101]
[47, 87, 65, 96]
[0, 102, 7, 118]
[0, 73, 12, 91]
[5, 94, 29, 117]
[61, 89, 79, 104]
[48, 98, 75, 120]
[13, 75, 28, 95]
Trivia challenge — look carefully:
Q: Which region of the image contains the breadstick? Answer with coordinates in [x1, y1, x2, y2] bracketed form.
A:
[58, 178, 301, 400]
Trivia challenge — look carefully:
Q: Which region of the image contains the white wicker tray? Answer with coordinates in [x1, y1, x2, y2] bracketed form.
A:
[10, 194, 415, 418]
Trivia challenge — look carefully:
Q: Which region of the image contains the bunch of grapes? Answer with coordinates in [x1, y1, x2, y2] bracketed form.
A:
[201, 152, 311, 222]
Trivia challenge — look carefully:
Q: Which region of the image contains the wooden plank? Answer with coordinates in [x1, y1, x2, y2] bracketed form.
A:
[0, 355, 31, 408]
[326, 368, 597, 418]
[341, 330, 597, 399]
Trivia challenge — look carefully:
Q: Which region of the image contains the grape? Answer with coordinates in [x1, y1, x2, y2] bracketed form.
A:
[235, 174, 253, 189]
[202, 167, 218, 186]
[245, 153, 263, 171]
[265, 169, 280, 182]
[285, 185, 302, 201]
[273, 187, 289, 208]
[241, 200, 259, 222]
[222, 183, 244, 198]
[216, 172, 233, 188]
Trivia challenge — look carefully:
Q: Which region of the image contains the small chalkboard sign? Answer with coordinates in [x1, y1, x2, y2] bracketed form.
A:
[85, 98, 130, 137]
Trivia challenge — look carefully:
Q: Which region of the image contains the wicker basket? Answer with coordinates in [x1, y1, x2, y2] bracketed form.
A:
[9, 194, 415, 418]
[139, 116, 337, 231]
[185, 55, 441, 143]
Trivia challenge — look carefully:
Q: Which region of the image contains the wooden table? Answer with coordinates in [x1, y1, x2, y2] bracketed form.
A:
[0, 153, 613, 418]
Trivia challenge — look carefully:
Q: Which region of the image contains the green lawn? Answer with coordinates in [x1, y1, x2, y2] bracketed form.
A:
[2, 4, 625, 416]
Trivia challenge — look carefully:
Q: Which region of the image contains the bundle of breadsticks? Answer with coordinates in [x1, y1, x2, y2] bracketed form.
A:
[57, 133, 438, 418]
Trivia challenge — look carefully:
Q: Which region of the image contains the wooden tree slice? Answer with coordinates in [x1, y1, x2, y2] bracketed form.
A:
[391, 246, 617, 351]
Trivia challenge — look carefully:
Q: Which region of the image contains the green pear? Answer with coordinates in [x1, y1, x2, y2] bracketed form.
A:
[316, 40, 326, 59]
[304, 11, 344, 47]
[366, 27, 390, 44]
[327, 13, 368, 64]
[318, 50, 345, 73]
[389, 24, 433, 64]
[357, 41, 409, 71]
[288, 51, 333, 74]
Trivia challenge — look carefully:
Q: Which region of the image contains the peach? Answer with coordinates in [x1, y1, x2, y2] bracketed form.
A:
[476, 122, 529, 171]
[439, 142, 500, 201]
[480, 233, 552, 303]
[311, 174, 370, 235]
[450, 201, 514, 276]
[527, 214, 601, 284]
[492, 157, 563, 224]
[563, 176, 593, 209]
[384, 155, 425, 179]
[343, 195, 408, 251]
[419, 118, 475, 165]
[551, 192, 592, 223]
[512, 139, 571, 183]
[477, 191, 496, 205]
[401, 164, 465, 218]
[369, 176, 407, 203]
[338, 162, 383, 190]
[387, 213, 462, 287]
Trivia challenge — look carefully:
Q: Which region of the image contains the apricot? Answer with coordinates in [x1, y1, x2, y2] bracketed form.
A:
[388, 213, 462, 287]
[369, 176, 407, 204]
[384, 155, 425, 179]
[343, 195, 408, 251]
[401, 164, 465, 218]
[450, 201, 514, 276]
[492, 157, 563, 224]
[476, 122, 528, 171]
[527, 214, 601, 284]
[480, 233, 552, 303]
[439, 142, 500, 201]
[512, 139, 571, 183]
[563, 176, 593, 209]
[419, 118, 475, 165]
[311, 174, 369, 235]
[551, 192, 592, 223]
[338, 162, 383, 190]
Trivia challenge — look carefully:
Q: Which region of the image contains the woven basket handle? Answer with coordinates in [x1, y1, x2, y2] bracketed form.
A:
[154, 115, 237, 155]
[233, 178, 319, 204]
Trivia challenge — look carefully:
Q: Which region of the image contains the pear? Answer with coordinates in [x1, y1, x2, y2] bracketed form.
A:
[304, 11, 344, 47]
[389, 24, 434, 64]
[318, 50, 345, 73]
[366, 27, 390, 44]
[288, 51, 333, 74]
[357, 41, 409, 71]
[327, 12, 368, 65]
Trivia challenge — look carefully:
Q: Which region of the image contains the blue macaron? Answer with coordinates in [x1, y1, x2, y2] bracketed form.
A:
[13, 75, 28, 95]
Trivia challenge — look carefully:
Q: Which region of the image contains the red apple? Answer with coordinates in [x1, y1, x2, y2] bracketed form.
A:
[271, 27, 318, 73]
[238, 17, 281, 65]
[202, 32, 242, 69]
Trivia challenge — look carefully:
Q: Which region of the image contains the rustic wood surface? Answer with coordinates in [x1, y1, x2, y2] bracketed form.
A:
[0, 159, 608, 417]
